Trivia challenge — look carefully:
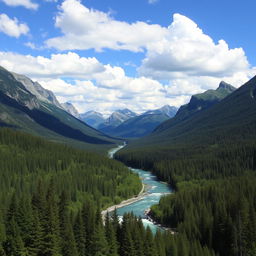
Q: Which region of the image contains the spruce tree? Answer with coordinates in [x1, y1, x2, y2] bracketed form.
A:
[73, 210, 86, 256]
[144, 227, 157, 256]
[119, 214, 135, 256]
[59, 191, 78, 256]
[105, 212, 118, 256]
[89, 208, 108, 256]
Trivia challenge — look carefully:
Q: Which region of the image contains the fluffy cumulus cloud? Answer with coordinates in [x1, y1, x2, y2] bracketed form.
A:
[39, 77, 182, 116]
[45, 0, 167, 51]
[0, 9, 255, 115]
[139, 14, 250, 79]
[0, 51, 105, 78]
[0, 14, 29, 37]
[43, 1, 255, 93]
[1, 0, 38, 9]
[0, 51, 189, 115]
[34, 58, 184, 114]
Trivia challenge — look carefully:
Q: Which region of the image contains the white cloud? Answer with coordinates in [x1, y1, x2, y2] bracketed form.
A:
[1, 0, 38, 9]
[0, 13, 29, 37]
[45, 0, 167, 51]
[0, 51, 105, 78]
[39, 77, 184, 116]
[0, 51, 185, 115]
[42, 2, 255, 97]
[0, 49, 254, 115]
[1, 7, 256, 117]
[139, 14, 250, 79]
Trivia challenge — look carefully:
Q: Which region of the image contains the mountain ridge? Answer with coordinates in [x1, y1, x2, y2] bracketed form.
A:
[0, 66, 120, 152]
[120, 76, 256, 150]
[154, 81, 236, 134]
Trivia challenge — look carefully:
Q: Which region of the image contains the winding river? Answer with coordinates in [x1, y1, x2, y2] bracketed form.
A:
[108, 144, 172, 233]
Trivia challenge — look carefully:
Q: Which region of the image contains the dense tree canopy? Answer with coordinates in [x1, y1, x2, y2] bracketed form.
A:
[116, 133, 256, 255]
[0, 128, 215, 255]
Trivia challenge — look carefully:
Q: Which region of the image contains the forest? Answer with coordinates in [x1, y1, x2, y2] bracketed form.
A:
[116, 132, 256, 255]
[0, 128, 216, 256]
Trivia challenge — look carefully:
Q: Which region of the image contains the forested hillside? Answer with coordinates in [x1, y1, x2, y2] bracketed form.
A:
[115, 76, 256, 256]
[0, 128, 215, 256]
[0, 128, 139, 255]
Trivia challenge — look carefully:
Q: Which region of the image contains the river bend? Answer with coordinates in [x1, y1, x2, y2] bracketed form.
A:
[108, 145, 172, 233]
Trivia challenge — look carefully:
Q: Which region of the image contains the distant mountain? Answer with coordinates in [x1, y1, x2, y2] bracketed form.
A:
[99, 105, 178, 138]
[172, 81, 236, 123]
[80, 111, 105, 129]
[61, 102, 80, 119]
[118, 77, 255, 151]
[0, 66, 119, 152]
[105, 113, 169, 138]
[99, 108, 137, 133]
[144, 105, 178, 117]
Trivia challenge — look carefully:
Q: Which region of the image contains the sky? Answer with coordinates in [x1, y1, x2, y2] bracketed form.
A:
[0, 0, 255, 116]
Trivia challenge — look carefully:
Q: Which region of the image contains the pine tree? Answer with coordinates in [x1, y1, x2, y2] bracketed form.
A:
[119, 214, 135, 256]
[59, 191, 78, 256]
[81, 200, 96, 255]
[112, 208, 121, 248]
[5, 217, 28, 256]
[144, 227, 157, 256]
[89, 208, 108, 256]
[73, 210, 86, 256]
[44, 180, 61, 256]
[105, 212, 118, 256]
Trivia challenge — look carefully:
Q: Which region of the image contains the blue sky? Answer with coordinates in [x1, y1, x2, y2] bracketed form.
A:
[0, 0, 255, 115]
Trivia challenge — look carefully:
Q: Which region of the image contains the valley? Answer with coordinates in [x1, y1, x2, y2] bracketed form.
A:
[103, 144, 172, 233]
[1, 64, 256, 255]
[116, 76, 256, 256]
[1, 0, 256, 255]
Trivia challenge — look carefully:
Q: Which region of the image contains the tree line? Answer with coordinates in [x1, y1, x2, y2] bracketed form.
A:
[116, 136, 256, 255]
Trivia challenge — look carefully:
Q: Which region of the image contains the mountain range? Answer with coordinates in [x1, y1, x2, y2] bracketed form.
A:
[0, 66, 120, 152]
[99, 108, 137, 131]
[118, 76, 255, 152]
[94, 82, 235, 139]
[100, 105, 178, 138]
[0, 64, 242, 147]
[78, 105, 178, 138]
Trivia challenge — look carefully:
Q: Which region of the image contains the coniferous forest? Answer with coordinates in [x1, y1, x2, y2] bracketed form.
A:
[116, 127, 256, 256]
[115, 76, 256, 256]
[0, 128, 216, 256]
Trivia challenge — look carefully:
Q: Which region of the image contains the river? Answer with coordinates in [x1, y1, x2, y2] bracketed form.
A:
[108, 144, 172, 233]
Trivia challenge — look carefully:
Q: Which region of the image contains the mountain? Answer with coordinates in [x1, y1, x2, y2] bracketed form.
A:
[105, 113, 170, 138]
[12, 72, 63, 109]
[115, 76, 256, 256]
[61, 102, 80, 118]
[117, 76, 255, 151]
[171, 81, 236, 124]
[80, 111, 105, 129]
[0, 66, 120, 152]
[101, 105, 178, 138]
[99, 108, 137, 133]
[144, 105, 178, 117]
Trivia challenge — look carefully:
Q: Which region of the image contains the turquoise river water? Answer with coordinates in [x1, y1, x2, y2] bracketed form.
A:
[108, 145, 172, 233]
